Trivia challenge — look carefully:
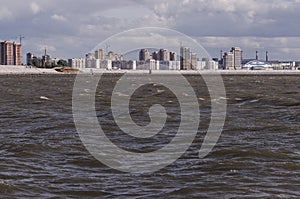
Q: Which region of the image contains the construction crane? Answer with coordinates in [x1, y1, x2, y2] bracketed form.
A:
[17, 35, 24, 45]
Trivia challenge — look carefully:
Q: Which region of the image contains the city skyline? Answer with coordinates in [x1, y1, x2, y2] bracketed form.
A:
[0, 36, 296, 71]
[1, 1, 300, 61]
[0, 37, 296, 71]
[66, 46, 296, 70]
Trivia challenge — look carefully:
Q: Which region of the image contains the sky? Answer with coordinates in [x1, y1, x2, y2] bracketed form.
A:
[1, 0, 300, 61]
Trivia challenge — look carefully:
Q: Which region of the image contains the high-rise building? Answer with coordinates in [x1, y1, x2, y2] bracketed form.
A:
[170, 52, 177, 61]
[231, 47, 242, 69]
[191, 53, 197, 70]
[180, 46, 191, 70]
[159, 48, 170, 61]
[68, 58, 86, 68]
[139, 49, 151, 61]
[26, 52, 34, 65]
[86, 53, 95, 59]
[152, 51, 159, 60]
[95, 49, 106, 60]
[107, 51, 123, 61]
[0, 41, 22, 65]
[0, 41, 13, 65]
[223, 52, 234, 70]
[1, 41, 13, 65]
[14, 43, 22, 65]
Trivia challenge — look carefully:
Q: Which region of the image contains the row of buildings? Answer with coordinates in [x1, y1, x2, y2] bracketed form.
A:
[221, 47, 298, 70]
[0, 41, 22, 65]
[139, 48, 177, 62]
[69, 57, 219, 71]
[68, 47, 219, 70]
[4, 41, 293, 70]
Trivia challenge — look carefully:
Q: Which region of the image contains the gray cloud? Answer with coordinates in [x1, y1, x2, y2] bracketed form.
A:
[1, 0, 300, 60]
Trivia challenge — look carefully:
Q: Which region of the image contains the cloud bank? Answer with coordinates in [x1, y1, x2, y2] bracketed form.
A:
[1, 0, 299, 60]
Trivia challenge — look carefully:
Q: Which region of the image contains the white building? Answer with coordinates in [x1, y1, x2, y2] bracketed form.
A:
[158, 61, 180, 70]
[68, 58, 86, 69]
[136, 61, 147, 70]
[169, 61, 180, 70]
[136, 59, 158, 70]
[197, 59, 218, 70]
[85, 58, 97, 68]
[159, 61, 170, 70]
[100, 60, 112, 70]
[206, 59, 219, 70]
[128, 60, 137, 70]
[279, 61, 296, 70]
[223, 52, 234, 70]
[231, 47, 242, 69]
[85, 58, 112, 69]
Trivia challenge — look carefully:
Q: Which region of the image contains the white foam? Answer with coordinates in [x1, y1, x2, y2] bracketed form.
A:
[40, 96, 51, 100]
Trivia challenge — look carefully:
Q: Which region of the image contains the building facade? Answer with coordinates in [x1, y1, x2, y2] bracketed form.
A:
[68, 58, 86, 68]
[159, 48, 170, 61]
[95, 49, 106, 60]
[139, 49, 151, 61]
[191, 53, 197, 70]
[197, 58, 219, 70]
[170, 52, 177, 61]
[231, 47, 242, 69]
[26, 52, 34, 65]
[107, 51, 123, 61]
[223, 52, 234, 70]
[180, 46, 191, 70]
[0, 41, 22, 65]
[14, 43, 22, 65]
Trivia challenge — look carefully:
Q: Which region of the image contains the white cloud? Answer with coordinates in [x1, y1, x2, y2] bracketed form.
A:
[51, 14, 67, 22]
[30, 2, 41, 14]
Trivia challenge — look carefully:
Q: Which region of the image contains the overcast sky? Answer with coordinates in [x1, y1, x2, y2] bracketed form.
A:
[1, 0, 300, 61]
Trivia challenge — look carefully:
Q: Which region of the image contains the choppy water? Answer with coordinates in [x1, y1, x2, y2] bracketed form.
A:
[0, 74, 299, 198]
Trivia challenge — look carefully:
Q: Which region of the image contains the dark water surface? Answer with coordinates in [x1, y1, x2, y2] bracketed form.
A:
[0, 74, 299, 198]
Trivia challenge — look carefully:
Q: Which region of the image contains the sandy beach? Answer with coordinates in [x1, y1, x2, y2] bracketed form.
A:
[1, 65, 300, 75]
[0, 65, 59, 74]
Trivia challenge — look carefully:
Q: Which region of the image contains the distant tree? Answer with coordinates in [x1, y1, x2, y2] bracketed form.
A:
[57, 59, 68, 67]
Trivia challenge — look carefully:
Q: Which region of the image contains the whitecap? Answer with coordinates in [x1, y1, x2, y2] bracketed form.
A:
[114, 92, 129, 97]
[219, 97, 230, 100]
[250, 99, 260, 103]
[157, 89, 165, 93]
[40, 96, 51, 101]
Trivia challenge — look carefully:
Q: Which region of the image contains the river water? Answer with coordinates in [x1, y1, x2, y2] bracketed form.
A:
[0, 74, 299, 198]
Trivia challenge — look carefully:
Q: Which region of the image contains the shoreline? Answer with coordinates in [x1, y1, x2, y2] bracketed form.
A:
[0, 65, 60, 75]
[1, 65, 300, 75]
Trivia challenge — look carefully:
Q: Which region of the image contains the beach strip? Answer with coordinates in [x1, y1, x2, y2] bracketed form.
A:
[1, 65, 300, 75]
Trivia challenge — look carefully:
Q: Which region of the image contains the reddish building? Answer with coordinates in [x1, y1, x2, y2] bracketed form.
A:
[0, 41, 22, 65]
[14, 43, 22, 65]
